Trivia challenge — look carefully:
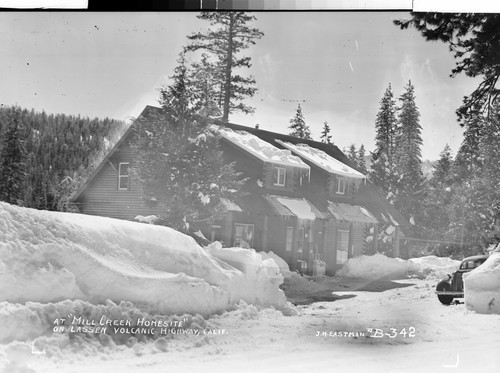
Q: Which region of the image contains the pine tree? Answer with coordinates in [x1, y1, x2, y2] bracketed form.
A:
[370, 83, 398, 195]
[288, 104, 312, 140]
[132, 58, 246, 232]
[188, 53, 222, 119]
[452, 111, 485, 185]
[185, 12, 264, 122]
[430, 144, 453, 189]
[357, 144, 368, 174]
[0, 108, 26, 205]
[320, 121, 332, 144]
[159, 53, 193, 128]
[422, 144, 454, 242]
[447, 100, 500, 247]
[347, 144, 358, 168]
[0, 105, 126, 211]
[393, 80, 425, 222]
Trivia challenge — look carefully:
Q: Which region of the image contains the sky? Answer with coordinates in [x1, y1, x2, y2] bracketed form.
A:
[0, 11, 482, 160]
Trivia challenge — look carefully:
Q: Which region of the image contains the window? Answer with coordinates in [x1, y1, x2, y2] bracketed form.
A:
[297, 227, 305, 254]
[285, 227, 294, 252]
[273, 167, 286, 186]
[336, 230, 349, 264]
[118, 162, 129, 190]
[234, 224, 254, 249]
[336, 177, 346, 194]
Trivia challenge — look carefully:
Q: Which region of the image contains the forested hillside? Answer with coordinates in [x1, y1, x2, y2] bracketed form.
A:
[0, 105, 127, 211]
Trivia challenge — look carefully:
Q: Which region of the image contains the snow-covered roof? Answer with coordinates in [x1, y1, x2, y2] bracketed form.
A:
[275, 140, 365, 179]
[328, 202, 378, 224]
[265, 196, 327, 220]
[221, 198, 243, 213]
[215, 126, 310, 170]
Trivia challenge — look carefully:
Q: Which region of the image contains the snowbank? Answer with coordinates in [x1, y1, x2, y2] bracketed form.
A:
[408, 255, 460, 279]
[337, 254, 416, 280]
[464, 252, 500, 314]
[204, 243, 286, 307]
[0, 202, 286, 318]
[259, 251, 293, 279]
[337, 253, 460, 280]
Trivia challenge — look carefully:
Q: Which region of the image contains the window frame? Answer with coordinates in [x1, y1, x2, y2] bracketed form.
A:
[273, 167, 286, 186]
[118, 162, 130, 191]
[233, 223, 255, 249]
[336, 176, 346, 194]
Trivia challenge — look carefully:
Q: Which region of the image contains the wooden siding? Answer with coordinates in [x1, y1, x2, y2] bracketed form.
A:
[327, 174, 366, 200]
[220, 139, 263, 180]
[351, 221, 371, 257]
[262, 163, 298, 192]
[323, 219, 354, 275]
[264, 215, 293, 265]
[75, 140, 157, 220]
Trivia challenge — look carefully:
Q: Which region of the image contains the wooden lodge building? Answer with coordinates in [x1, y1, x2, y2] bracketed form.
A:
[73, 106, 409, 275]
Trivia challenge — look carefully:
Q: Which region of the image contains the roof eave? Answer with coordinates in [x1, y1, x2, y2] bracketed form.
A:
[72, 105, 158, 202]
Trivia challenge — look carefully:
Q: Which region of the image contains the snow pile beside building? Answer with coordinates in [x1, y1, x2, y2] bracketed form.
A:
[408, 256, 460, 279]
[337, 253, 417, 280]
[0, 202, 286, 317]
[464, 252, 500, 314]
[337, 253, 461, 280]
[204, 243, 286, 307]
[259, 251, 293, 278]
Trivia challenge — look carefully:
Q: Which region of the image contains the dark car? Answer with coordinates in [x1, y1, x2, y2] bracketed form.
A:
[435, 254, 489, 305]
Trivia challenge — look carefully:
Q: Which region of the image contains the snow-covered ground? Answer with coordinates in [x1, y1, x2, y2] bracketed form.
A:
[1, 203, 500, 372]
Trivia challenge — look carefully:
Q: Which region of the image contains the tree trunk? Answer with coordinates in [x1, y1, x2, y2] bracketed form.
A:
[222, 14, 234, 123]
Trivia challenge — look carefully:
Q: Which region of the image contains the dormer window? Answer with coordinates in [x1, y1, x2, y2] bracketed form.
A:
[336, 177, 346, 194]
[273, 167, 286, 186]
[118, 162, 129, 190]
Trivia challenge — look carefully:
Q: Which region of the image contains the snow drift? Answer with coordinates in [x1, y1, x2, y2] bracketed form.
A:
[464, 252, 500, 314]
[0, 202, 286, 317]
[337, 253, 460, 280]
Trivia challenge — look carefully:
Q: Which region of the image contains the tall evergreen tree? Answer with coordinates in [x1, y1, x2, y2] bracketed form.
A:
[0, 108, 26, 205]
[185, 12, 264, 122]
[188, 53, 222, 119]
[370, 83, 398, 195]
[393, 80, 425, 221]
[357, 144, 368, 174]
[320, 121, 332, 144]
[132, 58, 245, 232]
[159, 53, 193, 127]
[452, 110, 485, 184]
[430, 144, 453, 189]
[0, 105, 126, 211]
[447, 100, 500, 247]
[288, 104, 312, 140]
[422, 144, 454, 242]
[347, 144, 358, 168]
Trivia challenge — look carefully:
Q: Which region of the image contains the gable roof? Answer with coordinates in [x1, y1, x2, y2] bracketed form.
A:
[72, 105, 159, 201]
[276, 140, 365, 179]
[216, 119, 361, 174]
[216, 126, 310, 169]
